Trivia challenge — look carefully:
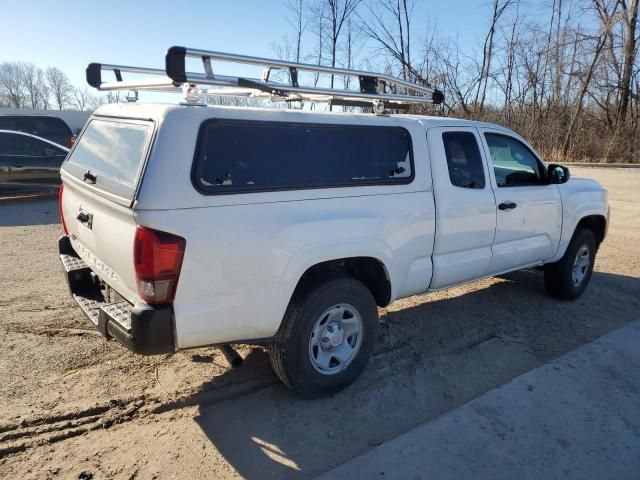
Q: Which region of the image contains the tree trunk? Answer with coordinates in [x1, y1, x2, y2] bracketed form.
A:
[563, 34, 607, 159]
[605, 0, 638, 161]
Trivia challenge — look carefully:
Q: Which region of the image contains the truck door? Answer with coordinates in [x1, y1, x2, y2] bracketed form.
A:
[479, 129, 562, 273]
[427, 127, 497, 289]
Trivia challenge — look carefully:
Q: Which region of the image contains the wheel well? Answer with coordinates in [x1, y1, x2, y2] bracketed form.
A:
[576, 215, 606, 246]
[295, 257, 392, 307]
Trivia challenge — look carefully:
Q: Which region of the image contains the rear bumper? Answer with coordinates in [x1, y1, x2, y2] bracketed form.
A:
[58, 235, 175, 355]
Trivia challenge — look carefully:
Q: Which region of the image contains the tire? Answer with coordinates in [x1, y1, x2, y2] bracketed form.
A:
[269, 274, 378, 398]
[544, 228, 597, 300]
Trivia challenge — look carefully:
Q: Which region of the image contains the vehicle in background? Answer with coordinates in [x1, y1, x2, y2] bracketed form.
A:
[0, 130, 69, 189]
[0, 115, 74, 148]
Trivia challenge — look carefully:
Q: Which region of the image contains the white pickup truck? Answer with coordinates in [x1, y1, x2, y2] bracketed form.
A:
[62, 46, 611, 397]
[58, 101, 608, 397]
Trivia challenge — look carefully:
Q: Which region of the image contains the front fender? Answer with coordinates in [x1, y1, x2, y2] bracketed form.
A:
[550, 179, 608, 262]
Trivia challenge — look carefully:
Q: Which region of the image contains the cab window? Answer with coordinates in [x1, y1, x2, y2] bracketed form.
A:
[485, 134, 544, 187]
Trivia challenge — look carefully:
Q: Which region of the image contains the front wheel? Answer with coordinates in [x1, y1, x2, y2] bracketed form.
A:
[268, 274, 378, 398]
[544, 229, 597, 300]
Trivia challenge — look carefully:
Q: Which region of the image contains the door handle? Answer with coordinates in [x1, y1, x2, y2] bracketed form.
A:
[76, 208, 93, 229]
[498, 201, 517, 211]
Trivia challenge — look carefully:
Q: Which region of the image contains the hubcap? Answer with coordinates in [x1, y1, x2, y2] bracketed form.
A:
[321, 322, 344, 349]
[571, 244, 591, 286]
[309, 304, 363, 375]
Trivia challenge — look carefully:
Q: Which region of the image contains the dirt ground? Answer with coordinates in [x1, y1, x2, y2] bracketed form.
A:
[0, 167, 638, 479]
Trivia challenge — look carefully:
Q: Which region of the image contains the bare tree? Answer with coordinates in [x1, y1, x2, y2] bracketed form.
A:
[493, 6, 520, 121]
[359, 0, 416, 81]
[272, 0, 307, 64]
[21, 63, 48, 109]
[0, 62, 28, 108]
[551, 0, 565, 104]
[615, 0, 638, 124]
[46, 67, 74, 110]
[287, 0, 307, 62]
[440, 40, 475, 114]
[308, 0, 327, 104]
[563, 33, 608, 156]
[73, 87, 92, 111]
[604, 0, 639, 159]
[474, 0, 516, 114]
[325, 0, 362, 90]
[563, 0, 620, 157]
[344, 19, 354, 90]
[272, 35, 296, 61]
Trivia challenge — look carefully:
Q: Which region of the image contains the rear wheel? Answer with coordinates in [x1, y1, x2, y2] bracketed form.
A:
[544, 229, 596, 300]
[269, 274, 378, 398]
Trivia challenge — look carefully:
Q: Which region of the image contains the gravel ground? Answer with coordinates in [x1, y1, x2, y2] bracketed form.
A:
[0, 167, 638, 479]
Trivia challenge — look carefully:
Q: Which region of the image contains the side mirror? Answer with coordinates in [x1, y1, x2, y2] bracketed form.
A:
[547, 164, 570, 184]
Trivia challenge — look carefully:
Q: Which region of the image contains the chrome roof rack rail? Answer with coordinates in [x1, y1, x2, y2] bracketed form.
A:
[86, 45, 444, 109]
[86, 64, 179, 92]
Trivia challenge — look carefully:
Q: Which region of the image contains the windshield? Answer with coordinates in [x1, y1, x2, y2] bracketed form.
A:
[63, 118, 153, 201]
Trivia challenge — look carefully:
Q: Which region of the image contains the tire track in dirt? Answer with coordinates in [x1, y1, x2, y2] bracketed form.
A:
[0, 398, 146, 459]
[0, 327, 499, 460]
[3, 325, 102, 338]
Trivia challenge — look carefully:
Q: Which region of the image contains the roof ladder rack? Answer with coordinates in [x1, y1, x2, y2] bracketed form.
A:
[86, 45, 444, 111]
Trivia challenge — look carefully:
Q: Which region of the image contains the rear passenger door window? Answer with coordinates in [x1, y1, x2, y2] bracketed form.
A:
[193, 120, 414, 194]
[442, 132, 485, 189]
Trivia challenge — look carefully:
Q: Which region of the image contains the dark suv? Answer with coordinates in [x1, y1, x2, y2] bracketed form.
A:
[0, 115, 73, 147]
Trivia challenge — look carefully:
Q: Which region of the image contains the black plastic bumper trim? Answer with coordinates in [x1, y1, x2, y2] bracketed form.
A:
[59, 235, 175, 355]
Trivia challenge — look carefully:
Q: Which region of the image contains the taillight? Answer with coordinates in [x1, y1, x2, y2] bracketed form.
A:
[59, 184, 68, 234]
[133, 226, 186, 305]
